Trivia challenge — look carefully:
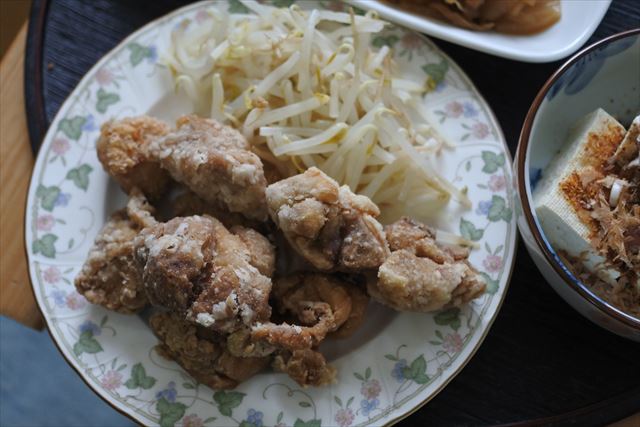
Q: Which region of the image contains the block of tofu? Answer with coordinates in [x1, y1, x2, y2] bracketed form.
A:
[533, 108, 626, 283]
[611, 115, 640, 168]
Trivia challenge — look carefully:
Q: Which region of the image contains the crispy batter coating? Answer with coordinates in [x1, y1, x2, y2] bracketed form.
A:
[251, 303, 335, 350]
[368, 217, 485, 312]
[226, 327, 277, 358]
[171, 191, 260, 230]
[266, 167, 389, 271]
[272, 349, 336, 387]
[328, 281, 369, 339]
[152, 115, 268, 220]
[150, 312, 270, 389]
[251, 273, 368, 350]
[229, 225, 276, 277]
[74, 193, 157, 313]
[135, 215, 272, 333]
[170, 193, 276, 276]
[126, 187, 158, 229]
[96, 116, 170, 198]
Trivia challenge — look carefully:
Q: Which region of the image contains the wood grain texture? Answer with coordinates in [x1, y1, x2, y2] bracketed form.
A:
[20, 0, 640, 425]
[0, 23, 43, 330]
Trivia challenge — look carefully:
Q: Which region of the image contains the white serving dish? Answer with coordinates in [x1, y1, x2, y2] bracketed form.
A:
[349, 0, 611, 62]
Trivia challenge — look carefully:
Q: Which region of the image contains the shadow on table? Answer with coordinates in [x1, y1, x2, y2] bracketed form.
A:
[0, 316, 135, 427]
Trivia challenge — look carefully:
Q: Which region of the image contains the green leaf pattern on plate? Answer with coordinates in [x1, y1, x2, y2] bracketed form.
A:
[96, 88, 120, 113]
[58, 116, 86, 140]
[157, 398, 187, 427]
[125, 363, 157, 390]
[32, 234, 58, 258]
[66, 164, 93, 191]
[73, 330, 103, 356]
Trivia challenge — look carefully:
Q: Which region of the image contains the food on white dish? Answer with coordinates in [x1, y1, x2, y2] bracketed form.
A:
[76, 110, 485, 388]
[74, 1, 491, 391]
[163, 1, 470, 224]
[266, 167, 390, 271]
[384, 0, 561, 34]
[150, 311, 272, 390]
[151, 115, 269, 220]
[96, 116, 171, 199]
[74, 197, 152, 313]
[134, 213, 274, 331]
[368, 217, 485, 311]
[534, 109, 626, 282]
[533, 109, 640, 317]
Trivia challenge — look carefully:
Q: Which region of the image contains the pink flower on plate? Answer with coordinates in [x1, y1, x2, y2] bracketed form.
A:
[361, 379, 381, 400]
[66, 292, 87, 310]
[43, 266, 61, 284]
[443, 333, 463, 353]
[444, 101, 463, 118]
[37, 214, 55, 231]
[471, 122, 490, 139]
[335, 408, 355, 427]
[100, 370, 123, 391]
[95, 67, 114, 86]
[488, 175, 506, 192]
[483, 254, 502, 273]
[182, 414, 204, 427]
[51, 138, 70, 156]
[401, 32, 421, 50]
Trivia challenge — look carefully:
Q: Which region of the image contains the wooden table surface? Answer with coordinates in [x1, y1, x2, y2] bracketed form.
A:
[1, 6, 639, 426]
[0, 23, 42, 330]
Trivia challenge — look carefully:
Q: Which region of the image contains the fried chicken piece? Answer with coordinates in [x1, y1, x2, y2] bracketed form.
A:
[74, 192, 157, 313]
[251, 303, 335, 350]
[152, 115, 268, 220]
[171, 192, 277, 277]
[328, 281, 369, 339]
[171, 191, 260, 229]
[229, 225, 275, 277]
[135, 215, 272, 333]
[127, 187, 158, 229]
[226, 326, 277, 358]
[150, 312, 270, 390]
[96, 116, 170, 199]
[368, 217, 485, 312]
[266, 167, 389, 271]
[251, 273, 369, 350]
[273, 349, 336, 387]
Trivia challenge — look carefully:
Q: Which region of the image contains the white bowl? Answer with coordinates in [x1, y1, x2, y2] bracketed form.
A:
[515, 29, 640, 341]
[348, 0, 611, 62]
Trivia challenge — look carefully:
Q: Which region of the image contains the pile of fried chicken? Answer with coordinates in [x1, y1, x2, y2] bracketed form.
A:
[75, 115, 485, 389]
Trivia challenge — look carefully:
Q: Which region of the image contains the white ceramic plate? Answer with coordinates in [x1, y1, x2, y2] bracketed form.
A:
[25, 1, 516, 426]
[348, 0, 611, 63]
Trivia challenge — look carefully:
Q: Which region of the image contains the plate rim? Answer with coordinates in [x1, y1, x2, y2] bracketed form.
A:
[23, 1, 518, 425]
[348, 0, 612, 63]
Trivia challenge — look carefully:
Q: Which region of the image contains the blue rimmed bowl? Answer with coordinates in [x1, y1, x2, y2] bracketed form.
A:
[515, 29, 640, 341]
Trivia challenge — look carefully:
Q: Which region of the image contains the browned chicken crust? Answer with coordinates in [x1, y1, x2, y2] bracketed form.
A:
[96, 116, 170, 199]
[150, 312, 270, 389]
[171, 191, 261, 230]
[229, 225, 276, 277]
[74, 192, 157, 313]
[266, 167, 389, 271]
[151, 115, 268, 220]
[134, 215, 272, 333]
[251, 273, 368, 351]
[273, 349, 336, 387]
[368, 217, 485, 312]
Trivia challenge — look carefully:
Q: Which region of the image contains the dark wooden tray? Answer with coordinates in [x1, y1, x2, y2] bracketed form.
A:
[24, 1, 640, 425]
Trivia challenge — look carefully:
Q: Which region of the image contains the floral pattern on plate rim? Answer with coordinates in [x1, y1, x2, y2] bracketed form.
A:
[25, 1, 516, 426]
